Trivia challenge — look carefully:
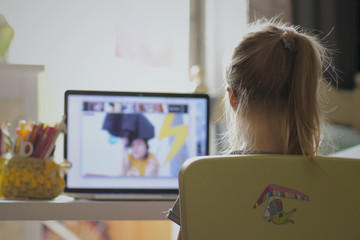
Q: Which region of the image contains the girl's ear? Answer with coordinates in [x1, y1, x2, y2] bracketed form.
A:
[227, 87, 238, 110]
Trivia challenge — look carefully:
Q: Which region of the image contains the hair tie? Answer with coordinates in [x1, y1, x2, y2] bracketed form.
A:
[282, 29, 296, 51]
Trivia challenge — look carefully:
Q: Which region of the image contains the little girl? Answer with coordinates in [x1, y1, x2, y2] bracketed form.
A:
[121, 137, 159, 177]
[167, 18, 334, 239]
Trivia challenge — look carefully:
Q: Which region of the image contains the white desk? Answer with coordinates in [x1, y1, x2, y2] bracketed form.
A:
[330, 144, 360, 158]
[0, 195, 173, 221]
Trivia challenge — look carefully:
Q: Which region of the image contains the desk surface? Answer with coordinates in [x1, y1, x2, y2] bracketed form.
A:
[0, 195, 174, 221]
[330, 144, 360, 158]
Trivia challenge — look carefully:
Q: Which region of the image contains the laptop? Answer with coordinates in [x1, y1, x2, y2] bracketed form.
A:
[64, 90, 209, 200]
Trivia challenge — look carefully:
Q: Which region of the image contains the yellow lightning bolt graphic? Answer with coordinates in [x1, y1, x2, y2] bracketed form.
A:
[158, 114, 188, 166]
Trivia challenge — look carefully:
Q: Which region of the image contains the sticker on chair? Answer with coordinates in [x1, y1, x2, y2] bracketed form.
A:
[253, 184, 310, 225]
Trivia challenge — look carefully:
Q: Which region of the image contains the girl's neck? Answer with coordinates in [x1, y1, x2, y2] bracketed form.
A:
[248, 112, 285, 154]
[252, 130, 284, 153]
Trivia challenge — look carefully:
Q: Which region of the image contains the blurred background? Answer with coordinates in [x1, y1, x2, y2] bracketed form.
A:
[0, 0, 359, 239]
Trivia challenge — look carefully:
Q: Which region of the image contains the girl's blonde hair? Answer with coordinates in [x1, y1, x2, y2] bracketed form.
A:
[222, 19, 333, 156]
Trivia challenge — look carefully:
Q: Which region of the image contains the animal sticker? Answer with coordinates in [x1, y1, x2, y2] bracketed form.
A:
[253, 184, 310, 225]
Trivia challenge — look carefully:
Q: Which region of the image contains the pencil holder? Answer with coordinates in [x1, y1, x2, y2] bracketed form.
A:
[1, 157, 71, 199]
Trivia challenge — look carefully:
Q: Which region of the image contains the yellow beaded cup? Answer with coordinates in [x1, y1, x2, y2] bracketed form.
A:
[0, 156, 7, 197]
[1, 157, 71, 199]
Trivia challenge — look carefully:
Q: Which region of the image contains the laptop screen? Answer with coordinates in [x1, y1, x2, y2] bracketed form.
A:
[64, 90, 209, 194]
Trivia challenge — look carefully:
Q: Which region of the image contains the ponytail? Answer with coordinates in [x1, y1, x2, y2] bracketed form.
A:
[285, 35, 324, 156]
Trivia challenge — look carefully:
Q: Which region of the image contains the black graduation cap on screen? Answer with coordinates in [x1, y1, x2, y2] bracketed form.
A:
[102, 113, 155, 144]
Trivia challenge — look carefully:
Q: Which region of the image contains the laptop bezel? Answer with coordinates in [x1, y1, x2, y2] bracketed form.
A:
[63, 89, 210, 195]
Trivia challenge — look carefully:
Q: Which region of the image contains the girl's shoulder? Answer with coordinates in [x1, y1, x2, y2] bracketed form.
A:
[230, 150, 283, 155]
[230, 150, 244, 155]
[147, 153, 159, 164]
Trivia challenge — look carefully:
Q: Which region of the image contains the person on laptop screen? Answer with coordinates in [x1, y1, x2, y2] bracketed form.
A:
[122, 136, 159, 177]
[167, 18, 336, 239]
[103, 113, 159, 177]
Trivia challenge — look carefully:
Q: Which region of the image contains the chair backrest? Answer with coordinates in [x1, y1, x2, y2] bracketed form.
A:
[178, 155, 360, 240]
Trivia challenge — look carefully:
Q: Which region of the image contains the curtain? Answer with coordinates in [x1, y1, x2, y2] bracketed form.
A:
[292, 0, 360, 89]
